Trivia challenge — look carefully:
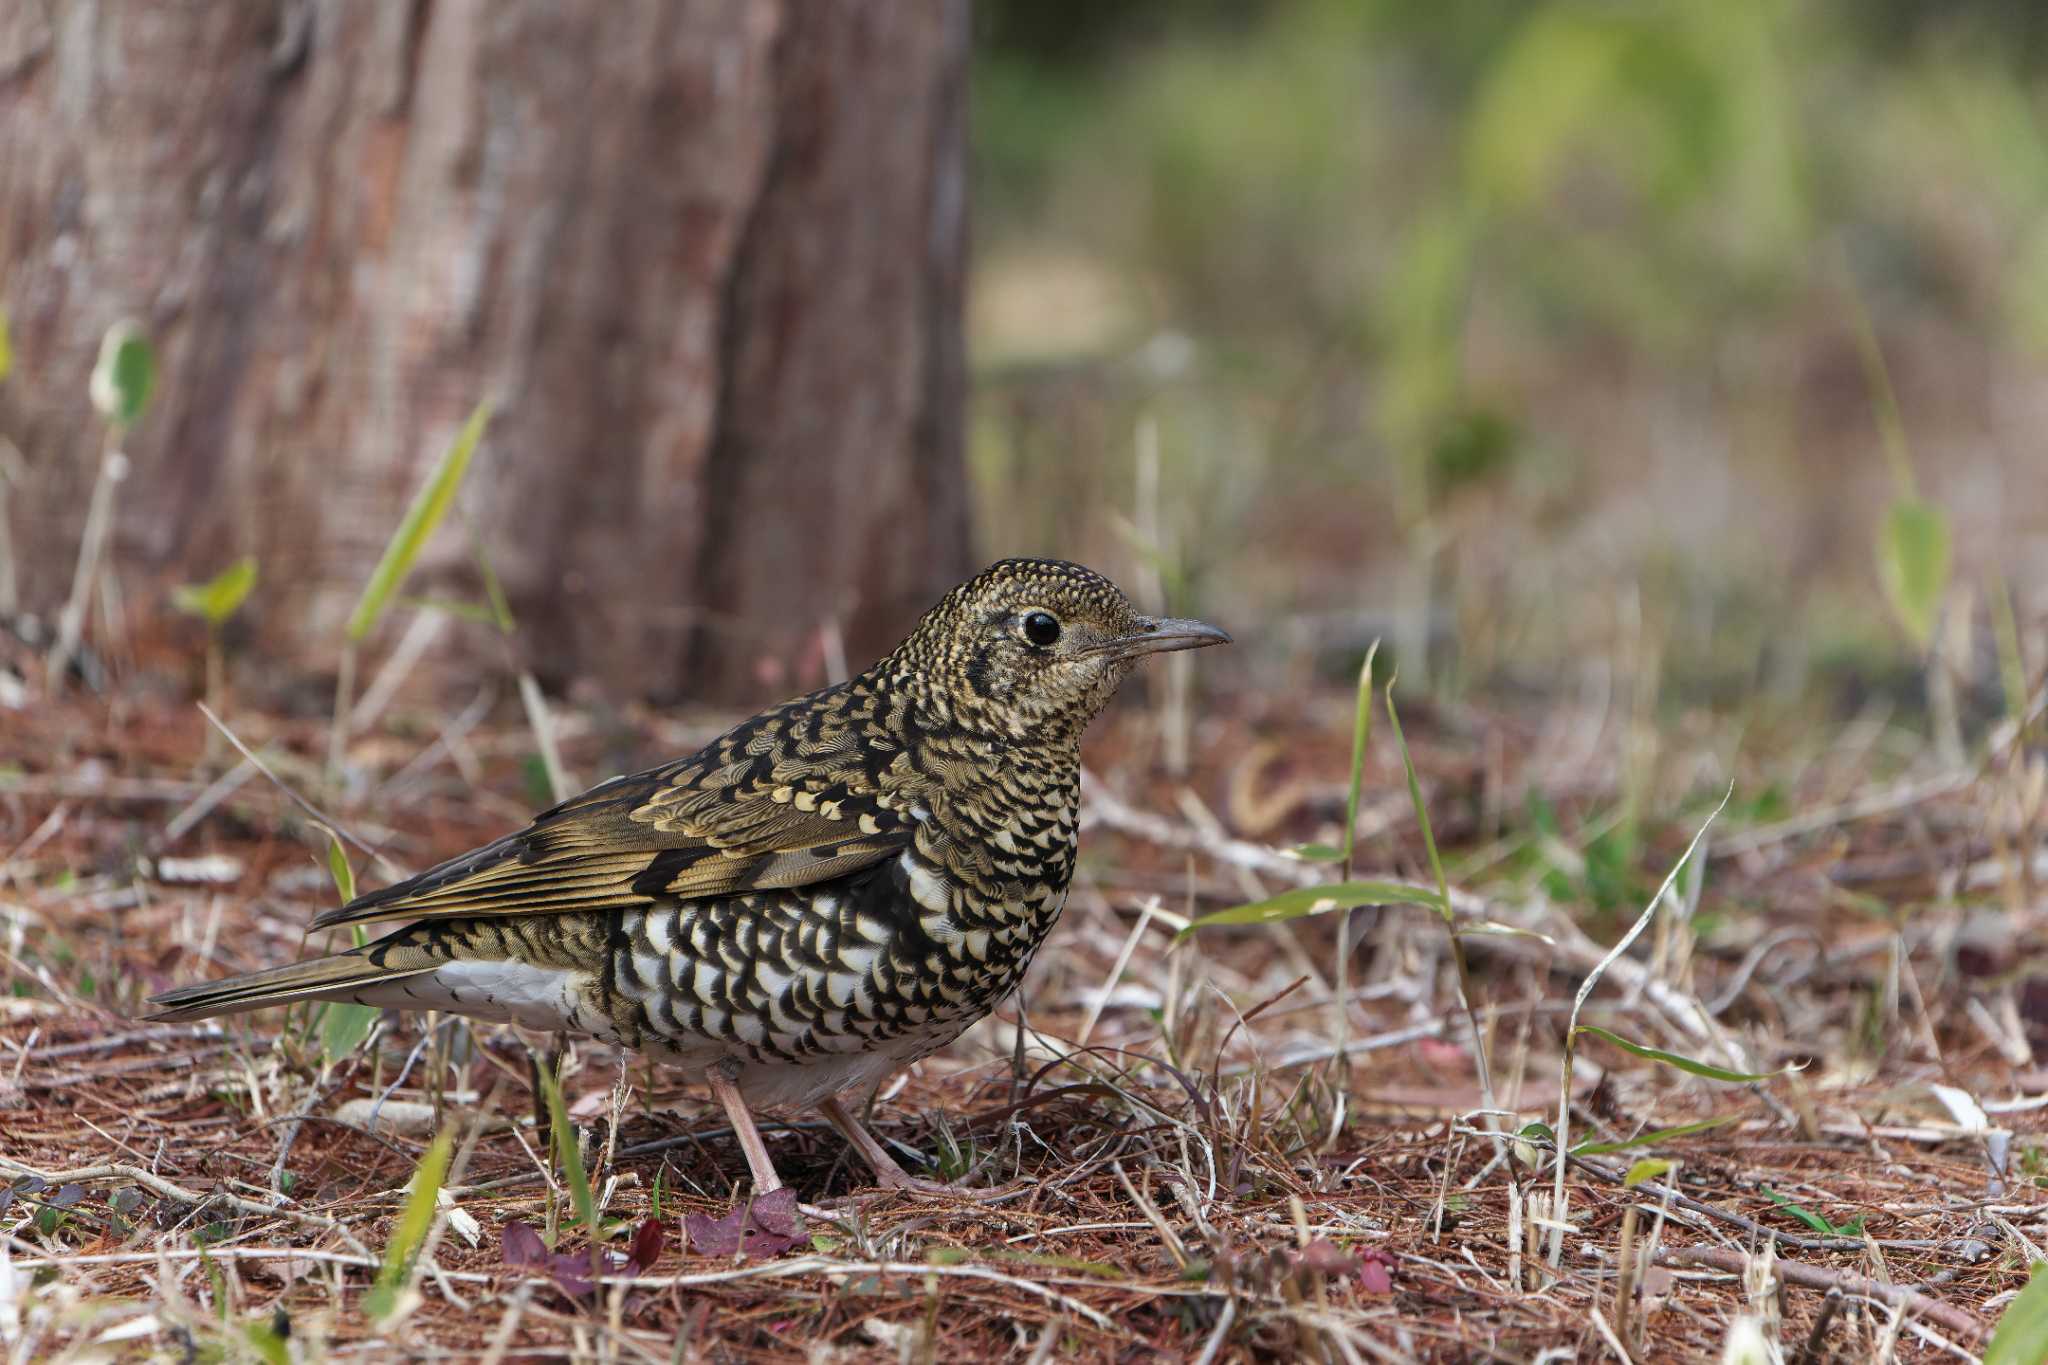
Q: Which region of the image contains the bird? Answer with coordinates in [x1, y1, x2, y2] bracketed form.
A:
[148, 558, 1229, 1195]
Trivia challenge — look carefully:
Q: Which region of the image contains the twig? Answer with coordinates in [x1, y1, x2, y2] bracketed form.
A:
[1655, 1245, 1984, 1343]
[5, 1248, 1129, 1330]
[195, 701, 404, 877]
[48, 443, 126, 692]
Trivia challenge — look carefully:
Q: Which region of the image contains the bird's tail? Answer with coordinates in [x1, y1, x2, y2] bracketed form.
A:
[145, 953, 435, 1022]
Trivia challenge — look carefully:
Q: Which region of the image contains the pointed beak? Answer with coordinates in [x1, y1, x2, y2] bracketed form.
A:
[1102, 616, 1233, 660]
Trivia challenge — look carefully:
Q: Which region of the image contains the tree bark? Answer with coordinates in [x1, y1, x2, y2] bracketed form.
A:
[0, 0, 971, 702]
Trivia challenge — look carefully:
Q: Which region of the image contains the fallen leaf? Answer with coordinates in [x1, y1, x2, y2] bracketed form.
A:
[501, 1221, 550, 1269]
[685, 1189, 804, 1257]
[626, 1218, 665, 1274]
[1357, 1248, 1396, 1295]
[1296, 1239, 1356, 1276]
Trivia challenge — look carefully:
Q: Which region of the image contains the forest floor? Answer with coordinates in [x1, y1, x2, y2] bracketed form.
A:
[2, 669, 2044, 1362]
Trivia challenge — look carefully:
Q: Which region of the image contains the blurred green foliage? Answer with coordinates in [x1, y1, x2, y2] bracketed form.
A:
[970, 0, 2047, 722]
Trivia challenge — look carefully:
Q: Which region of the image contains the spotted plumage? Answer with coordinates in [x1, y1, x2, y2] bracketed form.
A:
[149, 558, 1228, 1192]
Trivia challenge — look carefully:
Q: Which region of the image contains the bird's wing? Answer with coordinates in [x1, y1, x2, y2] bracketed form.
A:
[310, 697, 915, 931]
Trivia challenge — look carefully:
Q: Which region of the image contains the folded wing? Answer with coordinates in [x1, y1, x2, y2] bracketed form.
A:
[311, 697, 913, 931]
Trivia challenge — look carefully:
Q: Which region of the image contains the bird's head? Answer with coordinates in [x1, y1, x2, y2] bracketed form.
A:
[889, 558, 1230, 743]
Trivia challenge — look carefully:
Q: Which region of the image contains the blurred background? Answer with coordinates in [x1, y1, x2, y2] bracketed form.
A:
[2, 0, 2044, 740]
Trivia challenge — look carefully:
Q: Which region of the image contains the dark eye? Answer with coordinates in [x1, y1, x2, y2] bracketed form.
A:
[1021, 611, 1062, 648]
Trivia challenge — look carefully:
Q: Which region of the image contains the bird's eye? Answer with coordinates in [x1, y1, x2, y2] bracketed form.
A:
[1020, 611, 1062, 648]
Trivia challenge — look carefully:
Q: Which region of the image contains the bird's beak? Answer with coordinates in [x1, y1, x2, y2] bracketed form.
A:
[1101, 617, 1233, 660]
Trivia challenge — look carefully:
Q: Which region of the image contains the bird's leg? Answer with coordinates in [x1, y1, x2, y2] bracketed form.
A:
[705, 1058, 784, 1194]
[818, 1094, 935, 1191]
[817, 1094, 1032, 1201]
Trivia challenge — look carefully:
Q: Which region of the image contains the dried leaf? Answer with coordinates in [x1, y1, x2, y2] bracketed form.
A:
[1296, 1238, 1356, 1276]
[685, 1189, 804, 1258]
[501, 1221, 550, 1269]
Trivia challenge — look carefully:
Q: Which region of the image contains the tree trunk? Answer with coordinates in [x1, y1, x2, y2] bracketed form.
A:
[0, 0, 971, 702]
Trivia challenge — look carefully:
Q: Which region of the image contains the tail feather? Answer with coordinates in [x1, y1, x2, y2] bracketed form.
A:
[146, 953, 436, 1022]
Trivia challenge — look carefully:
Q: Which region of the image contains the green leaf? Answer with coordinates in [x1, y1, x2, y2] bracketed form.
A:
[1572, 1114, 1742, 1156]
[347, 398, 494, 642]
[1876, 497, 1951, 650]
[1761, 1185, 1863, 1239]
[89, 320, 154, 428]
[1340, 641, 1380, 872]
[0, 305, 12, 382]
[1289, 843, 1346, 863]
[317, 834, 376, 1063]
[540, 1060, 597, 1243]
[1986, 1262, 2048, 1365]
[1624, 1158, 1674, 1188]
[1175, 881, 1443, 940]
[324, 833, 356, 906]
[365, 1128, 453, 1321]
[1574, 1026, 1798, 1084]
[1384, 678, 1455, 924]
[172, 557, 258, 628]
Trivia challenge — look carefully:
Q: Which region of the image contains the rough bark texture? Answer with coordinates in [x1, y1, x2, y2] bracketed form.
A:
[0, 0, 972, 701]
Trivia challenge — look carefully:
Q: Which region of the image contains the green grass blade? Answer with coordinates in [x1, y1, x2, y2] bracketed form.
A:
[464, 508, 519, 636]
[1761, 1185, 1861, 1238]
[324, 831, 356, 906]
[1340, 641, 1380, 874]
[1623, 1158, 1673, 1188]
[1986, 1262, 2048, 1365]
[365, 1128, 453, 1320]
[318, 830, 376, 1063]
[1571, 1113, 1740, 1156]
[1877, 497, 1951, 650]
[1382, 677, 1453, 924]
[1575, 1025, 1798, 1084]
[1175, 881, 1443, 940]
[347, 399, 494, 642]
[539, 1060, 597, 1241]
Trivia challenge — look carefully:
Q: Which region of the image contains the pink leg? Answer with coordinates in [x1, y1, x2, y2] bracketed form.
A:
[706, 1061, 783, 1194]
[817, 1094, 1032, 1202]
[819, 1094, 938, 1191]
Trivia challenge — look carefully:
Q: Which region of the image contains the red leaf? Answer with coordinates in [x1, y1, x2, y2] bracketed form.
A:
[1297, 1239, 1355, 1276]
[626, 1218, 665, 1274]
[548, 1250, 597, 1298]
[1357, 1248, 1396, 1295]
[502, 1221, 550, 1269]
[685, 1188, 804, 1258]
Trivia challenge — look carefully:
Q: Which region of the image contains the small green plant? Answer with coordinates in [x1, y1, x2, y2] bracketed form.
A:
[1760, 1184, 1865, 1239]
[173, 556, 258, 735]
[364, 1128, 454, 1321]
[538, 1055, 601, 1286]
[315, 832, 377, 1064]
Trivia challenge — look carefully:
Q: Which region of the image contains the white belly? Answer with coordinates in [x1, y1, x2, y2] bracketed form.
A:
[352, 958, 947, 1111]
[351, 959, 588, 1036]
